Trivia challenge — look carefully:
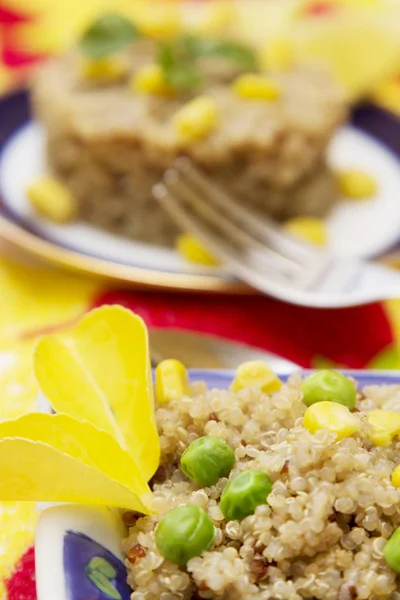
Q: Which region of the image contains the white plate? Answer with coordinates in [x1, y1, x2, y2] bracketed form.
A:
[2, 122, 400, 278]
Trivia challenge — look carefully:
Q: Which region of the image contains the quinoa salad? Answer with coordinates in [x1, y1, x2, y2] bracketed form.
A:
[123, 365, 400, 600]
[30, 13, 346, 244]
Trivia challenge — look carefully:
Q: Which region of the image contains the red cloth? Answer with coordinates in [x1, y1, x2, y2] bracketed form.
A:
[94, 290, 394, 369]
[6, 548, 36, 600]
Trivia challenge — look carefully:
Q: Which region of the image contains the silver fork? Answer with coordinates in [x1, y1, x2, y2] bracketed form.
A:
[153, 158, 400, 308]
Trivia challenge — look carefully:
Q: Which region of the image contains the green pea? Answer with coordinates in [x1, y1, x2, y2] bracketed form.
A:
[155, 505, 215, 566]
[181, 436, 235, 487]
[301, 370, 356, 410]
[384, 527, 400, 573]
[220, 470, 272, 522]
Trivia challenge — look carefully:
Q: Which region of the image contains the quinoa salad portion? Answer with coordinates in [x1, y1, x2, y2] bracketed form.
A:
[123, 364, 400, 600]
[30, 12, 346, 244]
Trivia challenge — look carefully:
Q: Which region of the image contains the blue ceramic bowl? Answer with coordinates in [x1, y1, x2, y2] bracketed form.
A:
[35, 369, 400, 600]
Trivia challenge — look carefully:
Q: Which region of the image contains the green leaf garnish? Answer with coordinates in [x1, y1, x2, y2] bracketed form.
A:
[80, 13, 140, 58]
[157, 39, 203, 91]
[188, 38, 259, 71]
[157, 34, 259, 91]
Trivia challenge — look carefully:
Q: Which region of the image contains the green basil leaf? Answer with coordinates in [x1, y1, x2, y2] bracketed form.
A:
[179, 35, 258, 71]
[80, 13, 140, 58]
[167, 66, 203, 90]
[199, 39, 259, 71]
[156, 34, 258, 92]
[158, 41, 203, 90]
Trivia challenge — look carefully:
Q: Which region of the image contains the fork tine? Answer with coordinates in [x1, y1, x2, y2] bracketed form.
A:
[174, 157, 316, 263]
[163, 168, 302, 277]
[153, 182, 297, 285]
[153, 182, 245, 262]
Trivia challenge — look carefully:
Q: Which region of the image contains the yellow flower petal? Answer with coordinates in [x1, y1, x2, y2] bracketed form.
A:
[0, 438, 150, 511]
[0, 339, 38, 421]
[34, 306, 159, 481]
[0, 413, 149, 497]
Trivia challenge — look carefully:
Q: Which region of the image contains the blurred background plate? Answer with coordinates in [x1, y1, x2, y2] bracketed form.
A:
[1, 90, 400, 292]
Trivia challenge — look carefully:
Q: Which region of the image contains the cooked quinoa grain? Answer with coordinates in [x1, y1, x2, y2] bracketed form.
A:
[123, 374, 400, 599]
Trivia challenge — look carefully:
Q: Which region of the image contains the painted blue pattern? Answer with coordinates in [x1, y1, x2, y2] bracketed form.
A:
[63, 531, 131, 600]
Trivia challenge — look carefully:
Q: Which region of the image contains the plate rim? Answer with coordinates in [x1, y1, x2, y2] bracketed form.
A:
[0, 211, 251, 293]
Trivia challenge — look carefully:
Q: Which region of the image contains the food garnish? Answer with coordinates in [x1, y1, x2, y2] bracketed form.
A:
[0, 306, 158, 511]
[80, 13, 141, 59]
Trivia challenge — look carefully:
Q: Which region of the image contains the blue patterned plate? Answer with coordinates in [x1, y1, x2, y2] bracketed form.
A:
[35, 369, 400, 600]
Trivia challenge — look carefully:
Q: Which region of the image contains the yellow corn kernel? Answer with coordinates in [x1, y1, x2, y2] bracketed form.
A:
[172, 96, 218, 142]
[26, 177, 76, 223]
[131, 64, 173, 97]
[233, 74, 281, 102]
[336, 169, 378, 200]
[135, 4, 181, 39]
[367, 410, 400, 447]
[155, 359, 190, 404]
[392, 465, 400, 488]
[260, 37, 294, 72]
[176, 233, 219, 266]
[304, 401, 360, 440]
[283, 217, 327, 246]
[231, 361, 282, 395]
[79, 56, 127, 83]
